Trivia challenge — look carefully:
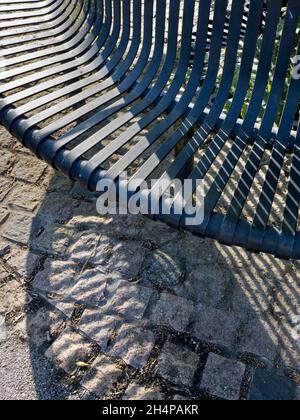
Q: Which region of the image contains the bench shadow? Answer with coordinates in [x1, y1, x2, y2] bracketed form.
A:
[25, 172, 299, 400]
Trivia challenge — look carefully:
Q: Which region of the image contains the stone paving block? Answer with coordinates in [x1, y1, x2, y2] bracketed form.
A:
[106, 281, 153, 320]
[181, 235, 222, 267]
[156, 341, 199, 387]
[191, 304, 240, 349]
[37, 192, 78, 224]
[14, 307, 64, 346]
[3, 245, 39, 278]
[68, 269, 109, 307]
[45, 327, 94, 374]
[0, 131, 17, 150]
[33, 223, 72, 256]
[10, 154, 47, 183]
[78, 309, 120, 351]
[150, 293, 194, 333]
[32, 259, 78, 297]
[0, 150, 15, 174]
[238, 318, 278, 362]
[143, 246, 185, 292]
[70, 183, 97, 202]
[43, 172, 73, 193]
[106, 241, 145, 280]
[67, 231, 99, 264]
[0, 176, 13, 202]
[0, 207, 9, 225]
[0, 239, 10, 258]
[278, 320, 300, 372]
[249, 369, 299, 401]
[0, 279, 27, 316]
[1, 212, 34, 245]
[229, 270, 272, 317]
[181, 265, 229, 306]
[5, 183, 44, 212]
[110, 324, 155, 369]
[43, 295, 75, 319]
[108, 214, 146, 241]
[0, 263, 8, 281]
[142, 218, 178, 246]
[123, 383, 164, 400]
[67, 232, 113, 266]
[81, 355, 123, 398]
[273, 277, 299, 321]
[200, 354, 246, 400]
[215, 243, 252, 269]
[89, 238, 115, 266]
[173, 394, 189, 400]
[0, 264, 10, 285]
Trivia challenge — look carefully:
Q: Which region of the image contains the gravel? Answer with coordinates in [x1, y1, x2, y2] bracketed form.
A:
[0, 335, 73, 400]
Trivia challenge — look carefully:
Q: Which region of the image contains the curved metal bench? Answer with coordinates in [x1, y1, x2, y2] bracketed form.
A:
[0, 0, 299, 259]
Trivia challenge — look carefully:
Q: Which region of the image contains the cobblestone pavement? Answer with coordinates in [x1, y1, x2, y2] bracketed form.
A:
[0, 126, 299, 400]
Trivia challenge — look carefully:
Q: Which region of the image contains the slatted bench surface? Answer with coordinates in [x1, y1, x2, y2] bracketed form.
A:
[0, 0, 300, 259]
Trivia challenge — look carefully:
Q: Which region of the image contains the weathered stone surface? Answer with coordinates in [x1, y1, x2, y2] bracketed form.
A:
[143, 246, 185, 292]
[78, 309, 120, 351]
[32, 259, 78, 297]
[67, 232, 113, 266]
[5, 183, 44, 212]
[0, 264, 10, 286]
[278, 320, 300, 372]
[173, 394, 189, 400]
[110, 324, 155, 369]
[0, 279, 26, 316]
[229, 269, 272, 317]
[249, 369, 299, 401]
[67, 231, 99, 265]
[142, 219, 178, 246]
[150, 293, 193, 333]
[0, 314, 7, 343]
[108, 214, 146, 241]
[4, 246, 39, 278]
[68, 269, 109, 307]
[0, 239, 10, 258]
[191, 304, 240, 349]
[123, 383, 164, 400]
[0, 151, 15, 174]
[200, 354, 246, 400]
[10, 154, 47, 183]
[81, 355, 123, 398]
[70, 183, 97, 202]
[14, 307, 64, 346]
[106, 281, 153, 320]
[0, 207, 9, 225]
[0, 177, 13, 202]
[215, 242, 252, 269]
[156, 341, 199, 387]
[0, 132, 16, 150]
[37, 192, 78, 223]
[45, 327, 93, 374]
[66, 213, 108, 231]
[32, 223, 72, 256]
[181, 265, 229, 306]
[43, 296, 75, 319]
[1, 213, 34, 245]
[43, 172, 73, 194]
[238, 318, 278, 362]
[181, 235, 222, 267]
[106, 241, 145, 280]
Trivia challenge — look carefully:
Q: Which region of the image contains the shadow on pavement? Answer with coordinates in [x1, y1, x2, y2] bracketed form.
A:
[23, 172, 299, 400]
